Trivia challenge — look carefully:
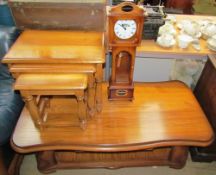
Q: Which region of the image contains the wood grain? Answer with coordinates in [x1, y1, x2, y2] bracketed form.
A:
[14, 74, 88, 90]
[11, 82, 214, 153]
[9, 64, 96, 75]
[3, 30, 105, 64]
[35, 146, 188, 172]
[9, 1, 106, 31]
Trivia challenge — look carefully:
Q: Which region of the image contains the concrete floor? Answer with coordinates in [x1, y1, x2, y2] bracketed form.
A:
[20, 154, 216, 175]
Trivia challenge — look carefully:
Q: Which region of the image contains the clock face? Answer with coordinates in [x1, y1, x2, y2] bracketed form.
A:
[114, 20, 137, 39]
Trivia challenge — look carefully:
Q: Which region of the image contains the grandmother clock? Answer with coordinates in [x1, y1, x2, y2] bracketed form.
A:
[108, 2, 144, 100]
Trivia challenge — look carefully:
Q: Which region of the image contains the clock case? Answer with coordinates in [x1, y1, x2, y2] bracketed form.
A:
[108, 2, 144, 100]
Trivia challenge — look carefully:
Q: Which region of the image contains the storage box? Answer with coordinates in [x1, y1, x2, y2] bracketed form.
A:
[9, 0, 106, 31]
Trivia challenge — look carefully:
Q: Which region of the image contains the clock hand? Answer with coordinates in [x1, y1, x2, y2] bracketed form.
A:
[122, 24, 127, 30]
[118, 24, 126, 30]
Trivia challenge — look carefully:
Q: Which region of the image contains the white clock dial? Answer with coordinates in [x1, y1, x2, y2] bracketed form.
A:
[114, 20, 137, 39]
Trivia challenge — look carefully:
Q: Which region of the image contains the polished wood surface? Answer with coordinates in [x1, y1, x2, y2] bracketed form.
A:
[14, 74, 88, 91]
[190, 54, 216, 162]
[137, 15, 216, 58]
[11, 82, 214, 153]
[9, 64, 96, 75]
[3, 30, 105, 64]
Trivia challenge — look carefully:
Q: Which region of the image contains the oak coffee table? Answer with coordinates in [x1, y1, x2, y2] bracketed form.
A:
[11, 82, 214, 173]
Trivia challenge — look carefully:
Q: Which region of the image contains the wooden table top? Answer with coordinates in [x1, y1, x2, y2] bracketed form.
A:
[11, 82, 214, 153]
[137, 14, 216, 58]
[3, 30, 105, 64]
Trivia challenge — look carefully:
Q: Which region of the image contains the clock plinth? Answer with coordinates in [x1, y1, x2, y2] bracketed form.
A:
[108, 83, 134, 101]
[108, 2, 144, 101]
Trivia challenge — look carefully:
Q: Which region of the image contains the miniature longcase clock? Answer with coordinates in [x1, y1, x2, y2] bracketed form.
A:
[108, 2, 144, 100]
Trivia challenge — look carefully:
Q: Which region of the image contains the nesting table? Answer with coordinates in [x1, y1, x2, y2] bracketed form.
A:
[3, 30, 105, 113]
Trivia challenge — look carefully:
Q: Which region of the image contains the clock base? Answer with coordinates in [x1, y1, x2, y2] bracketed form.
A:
[108, 84, 134, 101]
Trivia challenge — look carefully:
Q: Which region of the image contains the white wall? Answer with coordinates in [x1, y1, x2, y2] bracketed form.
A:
[133, 57, 174, 82]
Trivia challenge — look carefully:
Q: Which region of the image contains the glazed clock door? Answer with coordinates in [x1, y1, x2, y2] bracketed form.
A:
[115, 51, 132, 84]
[109, 47, 136, 100]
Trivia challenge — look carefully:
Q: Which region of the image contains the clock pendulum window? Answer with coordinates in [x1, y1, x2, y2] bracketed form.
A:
[108, 2, 145, 100]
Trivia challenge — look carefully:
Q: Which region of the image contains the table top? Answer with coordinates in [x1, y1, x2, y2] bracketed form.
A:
[137, 14, 216, 58]
[3, 30, 105, 64]
[11, 82, 214, 153]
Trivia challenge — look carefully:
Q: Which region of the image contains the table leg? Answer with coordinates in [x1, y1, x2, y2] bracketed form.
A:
[87, 74, 96, 117]
[95, 64, 103, 113]
[21, 91, 43, 129]
[76, 91, 87, 130]
[169, 146, 188, 169]
[36, 151, 56, 174]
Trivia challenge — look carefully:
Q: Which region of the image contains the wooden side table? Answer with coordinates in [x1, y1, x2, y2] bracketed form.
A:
[14, 73, 88, 129]
[11, 82, 214, 173]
